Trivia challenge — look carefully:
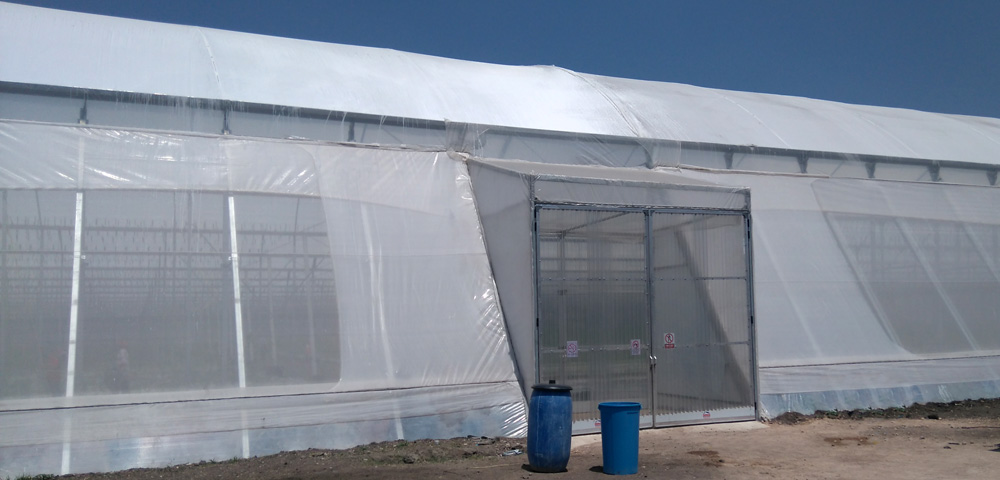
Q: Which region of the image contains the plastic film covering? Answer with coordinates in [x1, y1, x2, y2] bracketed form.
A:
[468, 158, 749, 210]
[0, 120, 524, 476]
[4, 3, 1000, 166]
[1, 382, 523, 475]
[677, 169, 1000, 417]
[467, 158, 750, 402]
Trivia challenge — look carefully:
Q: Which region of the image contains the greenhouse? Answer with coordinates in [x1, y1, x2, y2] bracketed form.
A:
[2, 2, 1000, 476]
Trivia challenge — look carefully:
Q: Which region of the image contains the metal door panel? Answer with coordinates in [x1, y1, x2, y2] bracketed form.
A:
[535, 205, 755, 433]
[536, 207, 649, 433]
[650, 212, 755, 424]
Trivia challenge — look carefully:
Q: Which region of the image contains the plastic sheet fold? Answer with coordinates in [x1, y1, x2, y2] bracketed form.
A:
[677, 170, 1000, 417]
[4, 2, 999, 164]
[0, 121, 524, 476]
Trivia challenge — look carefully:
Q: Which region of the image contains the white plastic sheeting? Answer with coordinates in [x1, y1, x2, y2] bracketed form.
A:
[676, 170, 1000, 416]
[0, 121, 524, 475]
[3, 2, 1000, 165]
[4, 2, 1000, 474]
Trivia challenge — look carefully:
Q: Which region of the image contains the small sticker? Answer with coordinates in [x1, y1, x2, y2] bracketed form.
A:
[664, 333, 676, 349]
[630, 339, 641, 356]
[566, 341, 579, 358]
[703, 411, 711, 419]
[595, 420, 601, 427]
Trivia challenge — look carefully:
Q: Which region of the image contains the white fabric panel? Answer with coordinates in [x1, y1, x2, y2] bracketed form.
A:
[3, 3, 1000, 165]
[594, 74, 1000, 163]
[466, 161, 536, 397]
[0, 382, 525, 475]
[760, 356, 1000, 417]
[678, 169, 1000, 416]
[0, 121, 524, 475]
[467, 158, 749, 210]
[534, 178, 746, 210]
[316, 150, 515, 389]
[0, 4, 223, 100]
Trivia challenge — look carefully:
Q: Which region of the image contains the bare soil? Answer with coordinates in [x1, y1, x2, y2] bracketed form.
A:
[53, 399, 1000, 480]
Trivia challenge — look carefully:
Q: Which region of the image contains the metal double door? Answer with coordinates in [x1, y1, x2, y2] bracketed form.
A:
[534, 205, 756, 433]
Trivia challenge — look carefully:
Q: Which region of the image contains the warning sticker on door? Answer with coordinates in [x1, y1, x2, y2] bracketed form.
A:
[566, 341, 579, 358]
[664, 333, 676, 349]
[630, 339, 641, 356]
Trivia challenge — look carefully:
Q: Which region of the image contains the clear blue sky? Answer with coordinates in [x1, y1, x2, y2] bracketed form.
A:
[9, 0, 1000, 118]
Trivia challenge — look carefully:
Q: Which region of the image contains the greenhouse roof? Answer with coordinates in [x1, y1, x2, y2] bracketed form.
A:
[2, 2, 1000, 165]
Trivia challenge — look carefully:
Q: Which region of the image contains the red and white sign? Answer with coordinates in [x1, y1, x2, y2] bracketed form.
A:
[566, 341, 579, 358]
[703, 411, 712, 419]
[630, 339, 641, 356]
[664, 333, 676, 349]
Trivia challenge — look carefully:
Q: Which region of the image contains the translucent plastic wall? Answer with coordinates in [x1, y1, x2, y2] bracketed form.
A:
[0, 121, 524, 476]
[678, 170, 1000, 417]
[454, 123, 1000, 187]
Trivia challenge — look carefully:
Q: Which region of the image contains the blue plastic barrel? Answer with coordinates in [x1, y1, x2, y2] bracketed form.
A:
[527, 383, 573, 472]
[598, 401, 641, 475]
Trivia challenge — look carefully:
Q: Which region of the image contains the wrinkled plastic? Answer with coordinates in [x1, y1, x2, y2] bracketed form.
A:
[678, 170, 1000, 417]
[4, 2, 1000, 475]
[0, 121, 525, 476]
[3, 2, 999, 165]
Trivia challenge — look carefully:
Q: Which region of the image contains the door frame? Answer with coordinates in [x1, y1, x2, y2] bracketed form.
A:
[532, 202, 758, 431]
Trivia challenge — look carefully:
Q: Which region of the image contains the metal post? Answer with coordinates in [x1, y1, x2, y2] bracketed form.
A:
[227, 196, 247, 388]
[65, 192, 84, 397]
[645, 210, 657, 427]
[0, 191, 7, 365]
[61, 192, 84, 475]
[744, 212, 761, 421]
[226, 196, 250, 459]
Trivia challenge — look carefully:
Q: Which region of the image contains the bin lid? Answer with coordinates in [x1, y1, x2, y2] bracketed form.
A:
[531, 383, 572, 391]
[598, 401, 642, 410]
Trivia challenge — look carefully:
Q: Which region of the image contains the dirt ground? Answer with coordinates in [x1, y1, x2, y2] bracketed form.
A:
[55, 399, 1000, 480]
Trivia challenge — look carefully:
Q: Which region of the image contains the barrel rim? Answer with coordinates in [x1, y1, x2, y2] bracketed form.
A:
[531, 383, 573, 391]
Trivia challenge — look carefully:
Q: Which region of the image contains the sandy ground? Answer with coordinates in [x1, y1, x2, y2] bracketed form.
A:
[56, 406, 1000, 480]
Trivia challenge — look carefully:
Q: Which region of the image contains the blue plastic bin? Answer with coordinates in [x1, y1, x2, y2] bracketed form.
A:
[598, 401, 641, 475]
[527, 383, 573, 472]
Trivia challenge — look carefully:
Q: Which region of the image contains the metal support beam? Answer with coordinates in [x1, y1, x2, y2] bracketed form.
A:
[64, 192, 84, 397]
[644, 210, 657, 427]
[227, 196, 247, 389]
[77, 98, 88, 125]
[928, 164, 941, 182]
[865, 162, 877, 179]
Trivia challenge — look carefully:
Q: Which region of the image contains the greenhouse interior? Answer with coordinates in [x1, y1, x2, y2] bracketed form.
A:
[2, 2, 1000, 475]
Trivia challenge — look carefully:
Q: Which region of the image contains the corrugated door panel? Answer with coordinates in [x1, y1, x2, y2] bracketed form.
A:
[536, 207, 649, 432]
[650, 212, 755, 424]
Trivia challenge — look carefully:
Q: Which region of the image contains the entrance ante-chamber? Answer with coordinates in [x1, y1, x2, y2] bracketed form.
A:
[535, 205, 756, 433]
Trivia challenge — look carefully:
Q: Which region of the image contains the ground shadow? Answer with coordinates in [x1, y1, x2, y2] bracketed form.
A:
[520, 464, 569, 473]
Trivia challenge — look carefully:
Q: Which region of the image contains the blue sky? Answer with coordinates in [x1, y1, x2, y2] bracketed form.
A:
[9, 0, 1000, 118]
